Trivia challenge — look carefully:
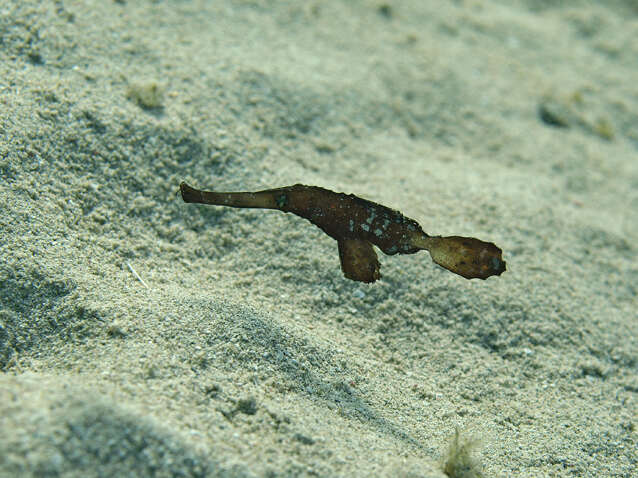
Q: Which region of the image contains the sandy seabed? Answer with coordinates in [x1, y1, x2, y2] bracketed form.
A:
[1, 1, 636, 477]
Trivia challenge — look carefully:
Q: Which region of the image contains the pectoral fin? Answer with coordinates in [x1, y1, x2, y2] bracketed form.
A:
[337, 239, 381, 283]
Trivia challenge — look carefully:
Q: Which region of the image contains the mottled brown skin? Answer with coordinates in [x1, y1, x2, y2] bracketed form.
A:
[180, 182, 506, 283]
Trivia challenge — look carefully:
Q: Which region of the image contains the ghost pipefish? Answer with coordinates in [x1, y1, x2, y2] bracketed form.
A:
[180, 182, 506, 283]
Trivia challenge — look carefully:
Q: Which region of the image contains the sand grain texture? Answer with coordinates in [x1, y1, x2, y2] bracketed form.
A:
[1, 1, 636, 477]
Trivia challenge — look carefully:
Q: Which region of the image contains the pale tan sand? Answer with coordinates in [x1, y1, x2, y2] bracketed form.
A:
[1, 1, 636, 477]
